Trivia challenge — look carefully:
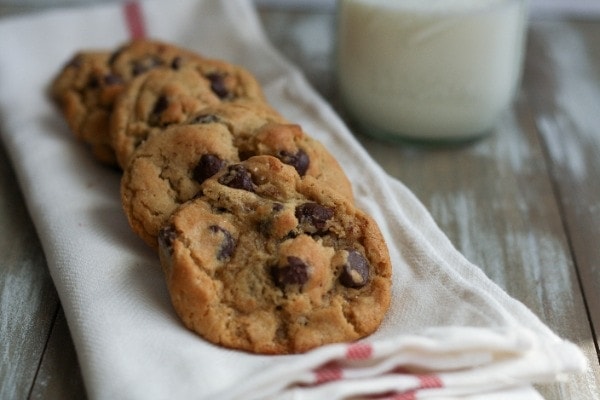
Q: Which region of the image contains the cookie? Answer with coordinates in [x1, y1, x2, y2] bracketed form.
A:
[110, 63, 269, 168]
[185, 105, 353, 201]
[121, 122, 240, 248]
[122, 116, 352, 248]
[184, 101, 287, 137]
[184, 105, 353, 202]
[119, 103, 284, 249]
[234, 122, 354, 202]
[107, 39, 207, 80]
[50, 51, 120, 165]
[50, 40, 207, 166]
[188, 57, 266, 101]
[157, 156, 391, 354]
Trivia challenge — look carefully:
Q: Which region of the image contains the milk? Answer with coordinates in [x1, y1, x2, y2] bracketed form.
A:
[336, 0, 529, 141]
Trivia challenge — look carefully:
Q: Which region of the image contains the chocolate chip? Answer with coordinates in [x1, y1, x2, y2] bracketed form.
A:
[218, 164, 255, 192]
[154, 95, 169, 113]
[339, 250, 369, 288]
[278, 149, 309, 176]
[103, 73, 124, 86]
[271, 256, 309, 288]
[206, 72, 230, 99]
[272, 202, 284, 212]
[150, 95, 169, 122]
[295, 203, 334, 233]
[192, 154, 227, 184]
[238, 150, 255, 161]
[87, 76, 99, 88]
[132, 55, 163, 76]
[209, 225, 236, 260]
[171, 56, 182, 70]
[158, 225, 177, 255]
[189, 114, 220, 124]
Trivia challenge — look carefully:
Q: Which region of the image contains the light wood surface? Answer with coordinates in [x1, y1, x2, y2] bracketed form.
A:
[1, 5, 599, 400]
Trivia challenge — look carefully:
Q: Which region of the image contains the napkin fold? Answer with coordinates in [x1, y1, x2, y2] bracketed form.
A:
[0, 0, 587, 399]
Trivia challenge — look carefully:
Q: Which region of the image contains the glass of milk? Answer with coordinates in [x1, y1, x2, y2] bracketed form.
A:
[336, 0, 529, 143]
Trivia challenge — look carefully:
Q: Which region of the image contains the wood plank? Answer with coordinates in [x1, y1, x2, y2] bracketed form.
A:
[0, 141, 60, 400]
[524, 18, 600, 360]
[29, 308, 87, 400]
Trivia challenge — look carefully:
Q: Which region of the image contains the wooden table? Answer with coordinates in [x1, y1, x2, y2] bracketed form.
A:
[1, 4, 599, 399]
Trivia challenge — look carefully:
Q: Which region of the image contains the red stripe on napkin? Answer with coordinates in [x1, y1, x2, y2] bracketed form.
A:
[367, 391, 416, 400]
[314, 363, 343, 384]
[391, 391, 417, 400]
[417, 374, 443, 389]
[124, 1, 146, 39]
[346, 342, 373, 360]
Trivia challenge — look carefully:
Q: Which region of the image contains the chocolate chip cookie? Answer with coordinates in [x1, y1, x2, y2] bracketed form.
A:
[50, 40, 207, 166]
[185, 105, 353, 200]
[106, 38, 207, 80]
[110, 62, 269, 168]
[158, 156, 391, 354]
[120, 122, 240, 248]
[122, 117, 353, 249]
[50, 51, 121, 165]
[234, 122, 354, 201]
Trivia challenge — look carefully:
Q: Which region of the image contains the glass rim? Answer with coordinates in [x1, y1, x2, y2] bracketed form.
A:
[337, 0, 530, 16]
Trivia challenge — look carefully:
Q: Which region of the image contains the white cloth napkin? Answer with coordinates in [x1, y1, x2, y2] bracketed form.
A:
[0, 1, 587, 399]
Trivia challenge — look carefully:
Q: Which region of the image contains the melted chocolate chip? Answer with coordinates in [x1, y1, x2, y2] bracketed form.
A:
[158, 225, 177, 255]
[192, 154, 227, 184]
[278, 149, 309, 176]
[271, 256, 309, 288]
[295, 203, 334, 233]
[103, 73, 124, 86]
[339, 250, 369, 288]
[209, 225, 236, 260]
[206, 72, 230, 99]
[150, 95, 169, 123]
[171, 56, 182, 70]
[218, 164, 255, 192]
[189, 114, 221, 124]
[132, 55, 163, 76]
[87, 76, 100, 88]
[238, 150, 255, 161]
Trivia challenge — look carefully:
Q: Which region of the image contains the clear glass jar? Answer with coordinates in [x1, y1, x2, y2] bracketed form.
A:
[336, 0, 530, 143]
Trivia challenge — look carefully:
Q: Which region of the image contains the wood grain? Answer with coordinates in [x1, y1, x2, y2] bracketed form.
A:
[524, 19, 600, 360]
[29, 308, 87, 400]
[0, 141, 61, 400]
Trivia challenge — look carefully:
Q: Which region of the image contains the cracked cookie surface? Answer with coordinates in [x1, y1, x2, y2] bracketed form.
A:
[121, 113, 354, 249]
[120, 123, 240, 248]
[184, 105, 353, 201]
[158, 156, 391, 354]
